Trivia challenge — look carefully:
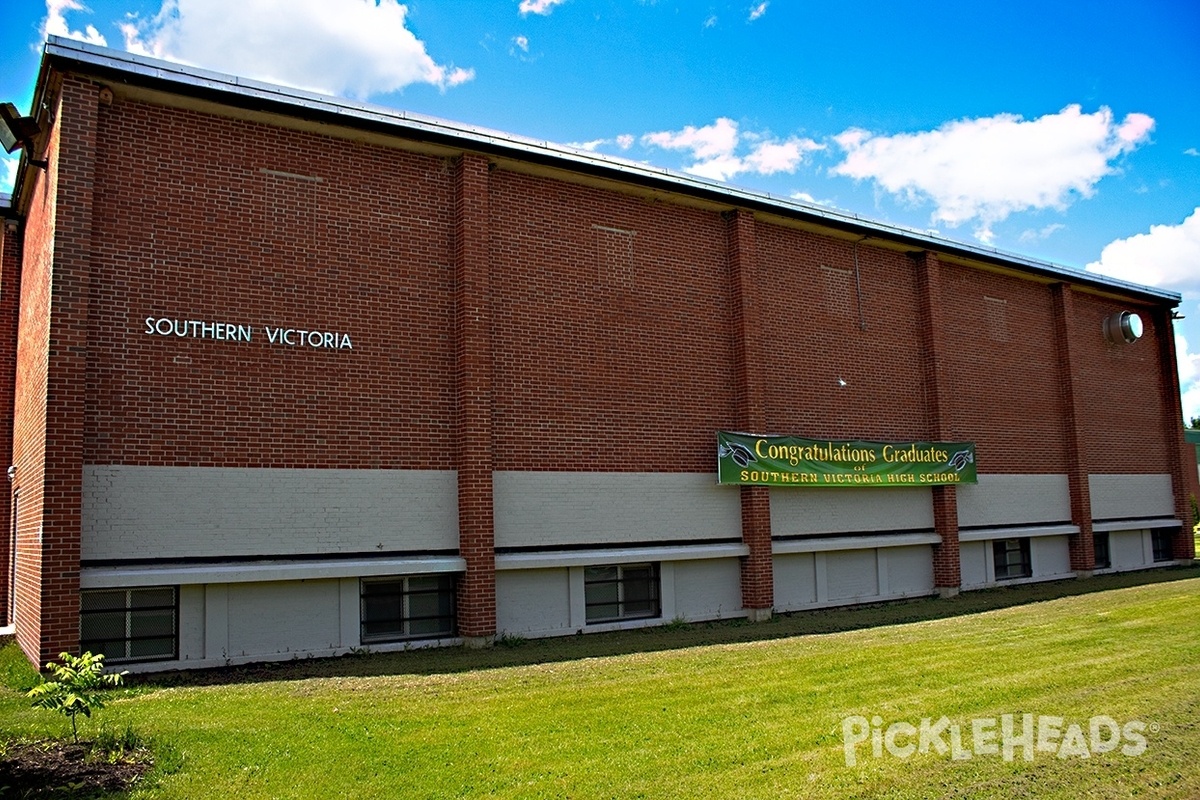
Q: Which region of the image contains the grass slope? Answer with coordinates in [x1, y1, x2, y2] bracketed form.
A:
[3, 569, 1198, 799]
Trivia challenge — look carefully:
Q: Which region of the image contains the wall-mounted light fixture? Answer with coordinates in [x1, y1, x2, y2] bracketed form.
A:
[0, 102, 47, 170]
[1103, 311, 1143, 344]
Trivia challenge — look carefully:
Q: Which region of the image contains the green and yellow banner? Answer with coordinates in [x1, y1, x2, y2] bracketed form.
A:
[717, 431, 977, 487]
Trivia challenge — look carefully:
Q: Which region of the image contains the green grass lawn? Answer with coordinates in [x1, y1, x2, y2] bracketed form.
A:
[3, 567, 1199, 799]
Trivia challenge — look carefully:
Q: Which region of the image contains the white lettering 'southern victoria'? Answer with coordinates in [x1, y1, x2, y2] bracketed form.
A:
[144, 317, 353, 350]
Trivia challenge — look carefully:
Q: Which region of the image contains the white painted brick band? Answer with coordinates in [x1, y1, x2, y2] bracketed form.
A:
[493, 471, 740, 548]
[956, 474, 1071, 528]
[1088, 474, 1174, 521]
[82, 466, 459, 560]
[770, 486, 934, 536]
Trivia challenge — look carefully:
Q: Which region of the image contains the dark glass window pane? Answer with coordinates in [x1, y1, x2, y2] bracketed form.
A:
[362, 595, 398, 623]
[87, 639, 127, 661]
[409, 591, 444, 620]
[362, 582, 390, 597]
[408, 575, 444, 592]
[362, 620, 402, 639]
[586, 602, 620, 622]
[409, 616, 452, 636]
[130, 637, 175, 659]
[131, 610, 175, 639]
[82, 611, 127, 642]
[132, 588, 175, 609]
[81, 591, 126, 613]
[585, 566, 618, 584]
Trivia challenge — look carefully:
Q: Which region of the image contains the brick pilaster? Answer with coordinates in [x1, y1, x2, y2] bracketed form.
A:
[726, 210, 773, 613]
[1153, 309, 1199, 560]
[11, 77, 98, 665]
[1050, 283, 1095, 571]
[453, 153, 497, 640]
[914, 251, 960, 590]
[0, 216, 21, 624]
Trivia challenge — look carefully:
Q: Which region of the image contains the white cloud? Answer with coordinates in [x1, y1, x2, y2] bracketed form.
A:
[642, 117, 822, 182]
[831, 105, 1155, 243]
[513, 35, 529, 52]
[42, 0, 108, 45]
[1180, 333, 1197, 386]
[1178, 332, 1200, 423]
[568, 134, 635, 153]
[1184, 386, 1200, 426]
[2, 154, 19, 195]
[1185, 147, 1199, 157]
[519, 0, 566, 15]
[703, 15, 717, 28]
[790, 191, 843, 210]
[120, 0, 473, 98]
[1018, 223, 1066, 243]
[744, 140, 814, 175]
[645, 118, 740, 162]
[748, 2, 769, 21]
[1085, 207, 1200, 294]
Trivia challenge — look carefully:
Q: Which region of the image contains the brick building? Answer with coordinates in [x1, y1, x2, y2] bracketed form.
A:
[1, 38, 1195, 671]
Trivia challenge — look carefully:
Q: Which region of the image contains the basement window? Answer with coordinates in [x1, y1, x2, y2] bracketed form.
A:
[993, 538, 1032, 581]
[1093, 532, 1111, 570]
[1151, 530, 1173, 562]
[360, 575, 456, 643]
[584, 563, 661, 624]
[80, 587, 178, 663]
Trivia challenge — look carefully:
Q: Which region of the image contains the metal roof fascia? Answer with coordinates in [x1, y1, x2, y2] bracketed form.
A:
[40, 38, 1182, 306]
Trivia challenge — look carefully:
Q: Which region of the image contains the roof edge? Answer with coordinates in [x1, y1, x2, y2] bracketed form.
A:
[38, 37, 1182, 306]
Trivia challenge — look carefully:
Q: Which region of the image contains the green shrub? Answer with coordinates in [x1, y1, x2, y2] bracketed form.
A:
[27, 651, 126, 743]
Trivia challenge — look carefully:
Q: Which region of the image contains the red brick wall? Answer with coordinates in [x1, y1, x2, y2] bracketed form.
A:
[78, 91, 1183, 489]
[0, 216, 21, 623]
[939, 265, 1068, 473]
[755, 228, 928, 440]
[10, 162, 51, 664]
[10, 77, 97, 666]
[85, 97, 458, 469]
[1070, 292, 1169, 473]
[488, 170, 737, 471]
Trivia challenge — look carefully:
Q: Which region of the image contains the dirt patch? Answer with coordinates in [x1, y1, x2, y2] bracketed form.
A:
[0, 740, 151, 798]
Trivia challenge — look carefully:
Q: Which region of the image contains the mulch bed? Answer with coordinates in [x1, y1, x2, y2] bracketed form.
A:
[0, 740, 151, 798]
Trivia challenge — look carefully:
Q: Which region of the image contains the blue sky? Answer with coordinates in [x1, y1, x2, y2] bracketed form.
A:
[3, 0, 1199, 420]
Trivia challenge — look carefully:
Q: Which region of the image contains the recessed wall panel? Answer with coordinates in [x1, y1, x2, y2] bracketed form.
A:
[82, 466, 459, 560]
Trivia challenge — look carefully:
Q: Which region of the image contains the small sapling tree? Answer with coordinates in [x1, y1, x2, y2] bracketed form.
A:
[27, 651, 126, 743]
